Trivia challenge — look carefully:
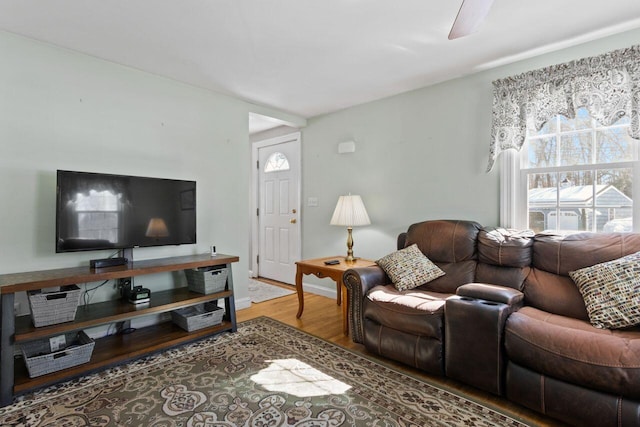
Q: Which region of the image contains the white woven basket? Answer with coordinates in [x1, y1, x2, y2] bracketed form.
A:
[171, 302, 224, 332]
[21, 331, 95, 378]
[185, 267, 228, 294]
[28, 285, 82, 327]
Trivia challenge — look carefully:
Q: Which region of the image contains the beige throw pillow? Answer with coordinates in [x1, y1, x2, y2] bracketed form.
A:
[376, 244, 445, 291]
[569, 251, 640, 329]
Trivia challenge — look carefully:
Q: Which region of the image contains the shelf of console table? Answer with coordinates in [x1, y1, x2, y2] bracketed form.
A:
[14, 319, 234, 394]
[14, 287, 234, 342]
[0, 253, 239, 406]
[0, 253, 238, 294]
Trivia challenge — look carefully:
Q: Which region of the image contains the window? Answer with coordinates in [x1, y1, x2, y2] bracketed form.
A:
[511, 108, 637, 233]
[491, 45, 640, 233]
[264, 152, 290, 173]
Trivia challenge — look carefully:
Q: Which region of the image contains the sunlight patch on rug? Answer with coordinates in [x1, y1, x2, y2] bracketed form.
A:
[251, 358, 351, 397]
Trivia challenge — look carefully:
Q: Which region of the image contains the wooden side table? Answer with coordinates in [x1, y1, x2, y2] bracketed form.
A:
[295, 256, 376, 335]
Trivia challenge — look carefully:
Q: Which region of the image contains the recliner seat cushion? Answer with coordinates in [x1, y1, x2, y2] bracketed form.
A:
[505, 306, 640, 399]
[365, 285, 448, 338]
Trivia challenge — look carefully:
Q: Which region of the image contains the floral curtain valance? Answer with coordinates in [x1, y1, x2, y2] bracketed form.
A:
[487, 44, 640, 172]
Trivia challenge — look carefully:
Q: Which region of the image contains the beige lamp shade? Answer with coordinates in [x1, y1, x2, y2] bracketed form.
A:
[145, 218, 169, 238]
[330, 195, 371, 227]
[330, 195, 370, 262]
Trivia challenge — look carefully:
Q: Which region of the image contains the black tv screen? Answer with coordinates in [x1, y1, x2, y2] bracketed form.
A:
[56, 170, 196, 253]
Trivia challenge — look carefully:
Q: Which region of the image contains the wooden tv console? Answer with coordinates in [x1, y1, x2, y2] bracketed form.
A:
[0, 253, 238, 407]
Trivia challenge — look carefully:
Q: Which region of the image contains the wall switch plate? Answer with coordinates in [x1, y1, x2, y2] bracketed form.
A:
[307, 197, 318, 207]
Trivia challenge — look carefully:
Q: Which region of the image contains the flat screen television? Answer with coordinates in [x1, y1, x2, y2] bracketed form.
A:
[56, 170, 196, 253]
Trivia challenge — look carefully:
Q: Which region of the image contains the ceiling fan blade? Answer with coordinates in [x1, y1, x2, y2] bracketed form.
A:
[448, 0, 495, 40]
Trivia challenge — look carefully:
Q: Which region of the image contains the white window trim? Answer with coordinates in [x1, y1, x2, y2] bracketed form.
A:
[499, 149, 518, 229]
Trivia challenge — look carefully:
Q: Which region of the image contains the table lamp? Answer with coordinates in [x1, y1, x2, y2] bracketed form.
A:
[330, 194, 371, 262]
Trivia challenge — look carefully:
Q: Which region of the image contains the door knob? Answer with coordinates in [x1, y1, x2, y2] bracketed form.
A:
[290, 218, 297, 224]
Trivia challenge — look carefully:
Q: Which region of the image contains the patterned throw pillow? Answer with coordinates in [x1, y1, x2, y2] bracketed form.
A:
[376, 244, 445, 291]
[569, 251, 640, 329]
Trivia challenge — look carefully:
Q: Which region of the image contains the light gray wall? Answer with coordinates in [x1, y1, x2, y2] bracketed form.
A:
[0, 31, 300, 313]
[300, 28, 640, 286]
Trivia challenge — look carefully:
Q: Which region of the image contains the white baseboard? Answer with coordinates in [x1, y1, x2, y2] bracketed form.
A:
[300, 281, 338, 300]
[235, 297, 252, 310]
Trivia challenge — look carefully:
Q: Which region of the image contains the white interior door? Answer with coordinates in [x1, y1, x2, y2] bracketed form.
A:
[257, 135, 300, 284]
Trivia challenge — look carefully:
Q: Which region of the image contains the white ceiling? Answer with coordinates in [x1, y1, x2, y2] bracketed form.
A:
[2, 0, 640, 129]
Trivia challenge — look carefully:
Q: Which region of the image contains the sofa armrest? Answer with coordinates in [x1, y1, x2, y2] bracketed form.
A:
[445, 283, 524, 395]
[456, 283, 524, 306]
[343, 266, 389, 343]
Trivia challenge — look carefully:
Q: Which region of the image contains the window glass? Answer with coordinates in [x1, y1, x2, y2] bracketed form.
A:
[527, 137, 556, 168]
[596, 127, 635, 163]
[559, 132, 592, 166]
[559, 108, 591, 132]
[264, 152, 290, 173]
[522, 107, 635, 233]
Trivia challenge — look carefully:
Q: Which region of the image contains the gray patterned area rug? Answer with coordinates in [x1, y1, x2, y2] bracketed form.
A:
[248, 279, 294, 303]
[0, 317, 530, 426]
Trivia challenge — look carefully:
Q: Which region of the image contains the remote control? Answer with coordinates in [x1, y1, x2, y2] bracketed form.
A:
[324, 259, 340, 265]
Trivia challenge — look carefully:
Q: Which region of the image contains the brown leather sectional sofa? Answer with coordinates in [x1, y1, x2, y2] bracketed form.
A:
[344, 219, 640, 427]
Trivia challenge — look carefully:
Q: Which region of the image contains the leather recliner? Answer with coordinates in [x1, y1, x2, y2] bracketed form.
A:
[344, 219, 640, 427]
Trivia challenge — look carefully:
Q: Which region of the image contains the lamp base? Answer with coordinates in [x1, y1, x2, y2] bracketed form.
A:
[344, 227, 356, 263]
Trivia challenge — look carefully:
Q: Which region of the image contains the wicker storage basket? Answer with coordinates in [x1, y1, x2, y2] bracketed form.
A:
[28, 285, 82, 327]
[21, 331, 95, 378]
[171, 302, 224, 332]
[185, 267, 228, 294]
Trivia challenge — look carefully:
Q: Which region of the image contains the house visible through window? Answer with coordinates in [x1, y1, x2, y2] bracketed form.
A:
[520, 107, 636, 233]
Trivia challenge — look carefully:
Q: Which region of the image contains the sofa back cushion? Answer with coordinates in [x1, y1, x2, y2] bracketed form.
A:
[475, 263, 531, 291]
[533, 232, 640, 274]
[419, 261, 478, 293]
[478, 228, 533, 267]
[526, 232, 640, 319]
[525, 268, 590, 320]
[475, 227, 534, 291]
[404, 219, 481, 262]
[403, 220, 481, 293]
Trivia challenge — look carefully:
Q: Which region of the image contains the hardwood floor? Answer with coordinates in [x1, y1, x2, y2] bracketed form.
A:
[237, 281, 566, 427]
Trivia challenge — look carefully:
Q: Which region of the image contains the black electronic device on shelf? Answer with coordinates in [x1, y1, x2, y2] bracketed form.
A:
[123, 285, 151, 304]
[90, 257, 128, 269]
